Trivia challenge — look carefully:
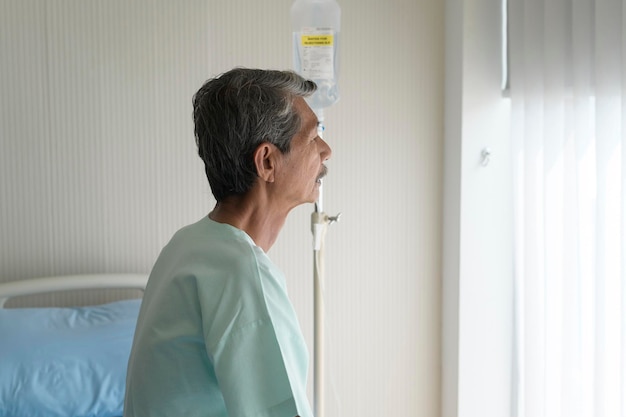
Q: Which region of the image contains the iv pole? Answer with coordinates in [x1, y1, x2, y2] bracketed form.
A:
[311, 112, 340, 417]
[290, 2, 341, 415]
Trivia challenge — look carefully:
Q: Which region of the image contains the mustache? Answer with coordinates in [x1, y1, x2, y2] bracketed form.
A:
[317, 165, 328, 181]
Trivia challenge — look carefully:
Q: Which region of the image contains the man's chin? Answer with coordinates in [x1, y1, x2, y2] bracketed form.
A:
[309, 188, 321, 205]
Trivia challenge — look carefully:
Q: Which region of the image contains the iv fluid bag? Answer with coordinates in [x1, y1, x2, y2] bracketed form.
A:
[291, 0, 341, 111]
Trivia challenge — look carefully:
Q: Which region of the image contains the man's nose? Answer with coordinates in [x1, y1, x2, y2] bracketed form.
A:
[319, 137, 332, 161]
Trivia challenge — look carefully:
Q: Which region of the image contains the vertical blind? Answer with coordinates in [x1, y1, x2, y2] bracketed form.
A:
[509, 0, 626, 416]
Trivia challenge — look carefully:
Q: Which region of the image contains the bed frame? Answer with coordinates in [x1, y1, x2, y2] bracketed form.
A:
[0, 273, 149, 308]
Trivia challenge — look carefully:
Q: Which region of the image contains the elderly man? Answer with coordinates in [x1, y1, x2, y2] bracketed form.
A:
[124, 68, 331, 417]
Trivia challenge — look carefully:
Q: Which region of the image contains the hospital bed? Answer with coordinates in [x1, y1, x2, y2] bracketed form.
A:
[0, 273, 148, 417]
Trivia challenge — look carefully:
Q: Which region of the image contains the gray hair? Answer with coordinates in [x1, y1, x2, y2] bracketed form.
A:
[192, 68, 317, 202]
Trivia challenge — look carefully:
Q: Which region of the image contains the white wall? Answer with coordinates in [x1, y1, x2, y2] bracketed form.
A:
[443, 0, 514, 416]
[0, 1, 444, 416]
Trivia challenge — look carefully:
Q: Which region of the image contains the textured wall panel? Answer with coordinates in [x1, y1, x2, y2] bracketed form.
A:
[0, 1, 443, 416]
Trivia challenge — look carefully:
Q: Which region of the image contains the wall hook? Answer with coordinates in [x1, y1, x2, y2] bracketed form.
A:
[481, 147, 492, 167]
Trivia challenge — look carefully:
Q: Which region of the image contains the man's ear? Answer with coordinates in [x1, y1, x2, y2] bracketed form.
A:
[254, 142, 278, 183]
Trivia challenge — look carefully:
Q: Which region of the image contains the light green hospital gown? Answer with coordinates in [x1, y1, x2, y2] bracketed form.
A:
[124, 216, 312, 417]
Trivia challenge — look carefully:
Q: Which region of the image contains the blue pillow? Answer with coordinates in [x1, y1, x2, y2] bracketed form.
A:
[0, 299, 141, 417]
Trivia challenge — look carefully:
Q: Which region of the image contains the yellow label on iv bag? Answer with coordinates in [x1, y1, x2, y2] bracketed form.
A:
[301, 34, 334, 46]
[296, 31, 335, 80]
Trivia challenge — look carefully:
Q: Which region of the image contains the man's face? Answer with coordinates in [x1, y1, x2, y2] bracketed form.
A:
[274, 97, 332, 208]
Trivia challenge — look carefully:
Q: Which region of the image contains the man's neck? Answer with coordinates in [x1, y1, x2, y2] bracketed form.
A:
[208, 196, 289, 252]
